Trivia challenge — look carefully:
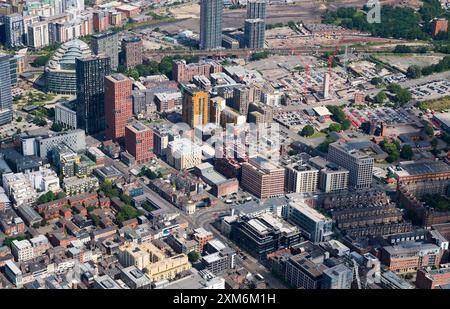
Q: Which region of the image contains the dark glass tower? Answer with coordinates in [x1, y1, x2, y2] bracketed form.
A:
[0, 54, 13, 126]
[76, 55, 111, 135]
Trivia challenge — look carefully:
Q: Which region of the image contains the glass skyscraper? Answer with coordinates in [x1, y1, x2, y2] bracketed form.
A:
[200, 0, 223, 50]
[76, 55, 111, 135]
[0, 54, 13, 126]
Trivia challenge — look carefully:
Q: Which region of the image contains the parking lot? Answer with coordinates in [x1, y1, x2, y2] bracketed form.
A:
[274, 110, 315, 131]
[409, 79, 450, 101]
[345, 106, 420, 127]
[219, 188, 259, 206]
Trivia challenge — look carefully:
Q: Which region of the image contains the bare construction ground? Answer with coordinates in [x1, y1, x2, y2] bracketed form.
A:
[376, 54, 445, 72]
[165, 0, 415, 34]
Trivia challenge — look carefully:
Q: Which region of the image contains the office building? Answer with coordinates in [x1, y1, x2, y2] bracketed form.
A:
[11, 235, 50, 262]
[202, 240, 236, 275]
[244, 19, 265, 49]
[104, 74, 133, 142]
[51, 144, 80, 178]
[121, 37, 142, 69]
[92, 11, 109, 33]
[91, 31, 119, 70]
[248, 102, 273, 126]
[154, 92, 181, 113]
[54, 100, 77, 129]
[120, 266, 152, 289]
[381, 242, 443, 273]
[287, 199, 333, 243]
[321, 264, 353, 289]
[152, 126, 171, 157]
[154, 269, 225, 289]
[63, 176, 99, 196]
[0, 54, 13, 126]
[285, 162, 319, 193]
[241, 156, 285, 199]
[45, 39, 93, 94]
[2, 172, 38, 208]
[76, 55, 111, 135]
[209, 96, 226, 126]
[167, 138, 202, 170]
[200, 0, 223, 50]
[118, 242, 191, 282]
[416, 267, 450, 289]
[27, 21, 49, 49]
[231, 86, 250, 117]
[125, 122, 154, 164]
[308, 156, 349, 192]
[33, 129, 86, 158]
[172, 59, 222, 83]
[222, 35, 239, 49]
[4, 14, 24, 47]
[228, 213, 301, 259]
[247, 0, 267, 19]
[285, 254, 327, 289]
[181, 86, 209, 128]
[327, 141, 374, 189]
[11, 239, 33, 262]
[93, 275, 122, 289]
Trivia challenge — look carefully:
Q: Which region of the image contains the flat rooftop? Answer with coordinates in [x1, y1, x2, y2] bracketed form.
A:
[289, 200, 329, 223]
[394, 160, 450, 177]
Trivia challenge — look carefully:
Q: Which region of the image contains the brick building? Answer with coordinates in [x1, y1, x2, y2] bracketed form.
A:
[125, 122, 154, 164]
[104, 74, 133, 142]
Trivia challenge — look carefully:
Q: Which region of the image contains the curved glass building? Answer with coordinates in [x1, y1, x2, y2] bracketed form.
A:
[45, 39, 93, 94]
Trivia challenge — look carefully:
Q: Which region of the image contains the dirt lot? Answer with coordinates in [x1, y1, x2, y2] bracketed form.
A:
[164, 0, 397, 33]
[376, 54, 445, 72]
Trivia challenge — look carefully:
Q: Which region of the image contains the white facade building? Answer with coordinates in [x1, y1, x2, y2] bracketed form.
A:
[167, 138, 202, 170]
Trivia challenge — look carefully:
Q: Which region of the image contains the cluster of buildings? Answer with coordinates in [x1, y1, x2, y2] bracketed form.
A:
[200, 0, 267, 50]
[0, 0, 144, 49]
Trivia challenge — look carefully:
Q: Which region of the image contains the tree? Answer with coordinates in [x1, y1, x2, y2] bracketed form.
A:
[425, 125, 434, 137]
[400, 145, 414, 160]
[188, 251, 201, 263]
[127, 69, 139, 80]
[370, 77, 383, 86]
[32, 116, 47, 126]
[37, 191, 56, 205]
[373, 91, 387, 104]
[300, 125, 315, 137]
[360, 121, 371, 134]
[317, 137, 333, 153]
[395, 88, 412, 105]
[16, 116, 22, 122]
[328, 123, 342, 132]
[430, 138, 438, 148]
[120, 194, 133, 206]
[387, 83, 402, 93]
[3, 235, 28, 247]
[31, 55, 50, 67]
[116, 205, 142, 224]
[100, 180, 119, 198]
[394, 45, 412, 53]
[380, 139, 401, 163]
[406, 65, 422, 79]
[51, 122, 63, 132]
[57, 191, 66, 199]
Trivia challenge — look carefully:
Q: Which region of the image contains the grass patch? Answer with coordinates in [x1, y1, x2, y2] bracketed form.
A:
[417, 96, 450, 112]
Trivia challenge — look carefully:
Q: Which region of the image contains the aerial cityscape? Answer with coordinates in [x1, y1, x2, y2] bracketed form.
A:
[0, 0, 450, 293]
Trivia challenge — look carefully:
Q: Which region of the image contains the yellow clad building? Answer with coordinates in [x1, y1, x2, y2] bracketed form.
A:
[118, 242, 191, 282]
[182, 86, 209, 129]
